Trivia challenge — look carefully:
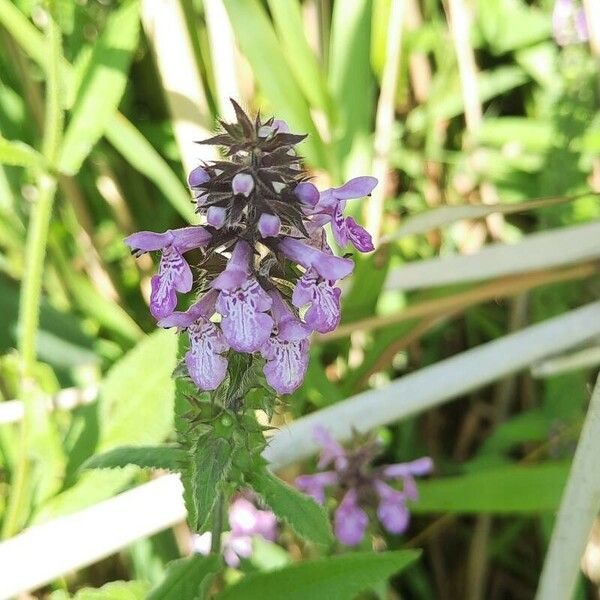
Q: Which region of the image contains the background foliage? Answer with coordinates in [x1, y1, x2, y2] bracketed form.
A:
[0, 0, 599, 598]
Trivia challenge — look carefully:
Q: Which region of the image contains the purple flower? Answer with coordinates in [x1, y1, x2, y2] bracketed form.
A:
[232, 173, 254, 197]
[295, 427, 433, 546]
[125, 227, 211, 319]
[335, 490, 369, 546]
[159, 290, 229, 391]
[292, 268, 342, 334]
[279, 237, 354, 281]
[126, 103, 374, 397]
[258, 213, 281, 238]
[553, 0, 588, 46]
[311, 177, 377, 252]
[213, 241, 274, 352]
[193, 495, 277, 568]
[260, 291, 310, 395]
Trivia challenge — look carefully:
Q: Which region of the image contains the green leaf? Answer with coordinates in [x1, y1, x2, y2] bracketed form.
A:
[147, 555, 221, 600]
[36, 329, 178, 520]
[105, 115, 195, 223]
[251, 468, 333, 546]
[222, 0, 328, 169]
[328, 0, 374, 173]
[216, 550, 421, 600]
[82, 445, 186, 472]
[0, 0, 46, 67]
[72, 581, 148, 600]
[0, 136, 45, 168]
[266, 0, 333, 116]
[413, 462, 570, 514]
[189, 433, 233, 531]
[58, 0, 140, 174]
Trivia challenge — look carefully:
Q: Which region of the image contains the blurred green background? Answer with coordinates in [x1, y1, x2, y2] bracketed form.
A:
[0, 0, 599, 598]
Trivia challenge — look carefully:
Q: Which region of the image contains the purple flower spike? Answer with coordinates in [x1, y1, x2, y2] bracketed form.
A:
[292, 268, 342, 334]
[125, 227, 211, 320]
[374, 481, 410, 535]
[295, 471, 339, 504]
[258, 213, 281, 238]
[279, 237, 354, 281]
[335, 490, 369, 546]
[232, 173, 254, 197]
[295, 181, 319, 207]
[213, 241, 273, 352]
[261, 291, 310, 395]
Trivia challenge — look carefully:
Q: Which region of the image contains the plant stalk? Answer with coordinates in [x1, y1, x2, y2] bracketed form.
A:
[210, 492, 224, 555]
[536, 371, 600, 599]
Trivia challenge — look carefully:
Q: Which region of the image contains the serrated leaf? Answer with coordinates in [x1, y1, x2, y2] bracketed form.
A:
[216, 550, 421, 600]
[0, 136, 45, 168]
[251, 468, 333, 546]
[147, 555, 221, 600]
[82, 445, 186, 472]
[58, 0, 140, 174]
[189, 434, 233, 531]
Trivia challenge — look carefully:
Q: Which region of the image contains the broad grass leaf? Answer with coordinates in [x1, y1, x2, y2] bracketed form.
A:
[147, 555, 221, 600]
[251, 468, 333, 546]
[413, 462, 569, 514]
[58, 0, 140, 174]
[216, 550, 421, 600]
[105, 115, 195, 223]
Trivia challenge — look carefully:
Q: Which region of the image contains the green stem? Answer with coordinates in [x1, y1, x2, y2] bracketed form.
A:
[2, 174, 57, 539]
[210, 492, 224, 555]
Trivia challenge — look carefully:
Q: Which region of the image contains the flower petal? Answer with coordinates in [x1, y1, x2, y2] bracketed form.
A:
[262, 337, 309, 394]
[125, 230, 171, 252]
[188, 165, 210, 187]
[334, 490, 369, 546]
[377, 500, 410, 535]
[186, 320, 228, 390]
[382, 457, 434, 479]
[295, 471, 339, 504]
[258, 213, 281, 238]
[292, 269, 341, 334]
[232, 173, 254, 197]
[313, 425, 348, 470]
[279, 237, 354, 280]
[170, 226, 212, 253]
[345, 217, 374, 252]
[333, 176, 378, 200]
[207, 206, 227, 228]
[295, 181, 319, 206]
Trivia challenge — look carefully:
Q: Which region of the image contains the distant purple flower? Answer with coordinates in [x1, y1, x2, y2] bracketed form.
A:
[126, 101, 375, 396]
[260, 291, 310, 394]
[125, 227, 211, 320]
[309, 177, 377, 252]
[193, 496, 277, 567]
[213, 241, 273, 353]
[552, 0, 588, 46]
[295, 427, 433, 546]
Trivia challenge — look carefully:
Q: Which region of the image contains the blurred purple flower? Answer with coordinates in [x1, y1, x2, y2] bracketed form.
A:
[295, 426, 433, 546]
[553, 0, 588, 46]
[193, 496, 277, 567]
